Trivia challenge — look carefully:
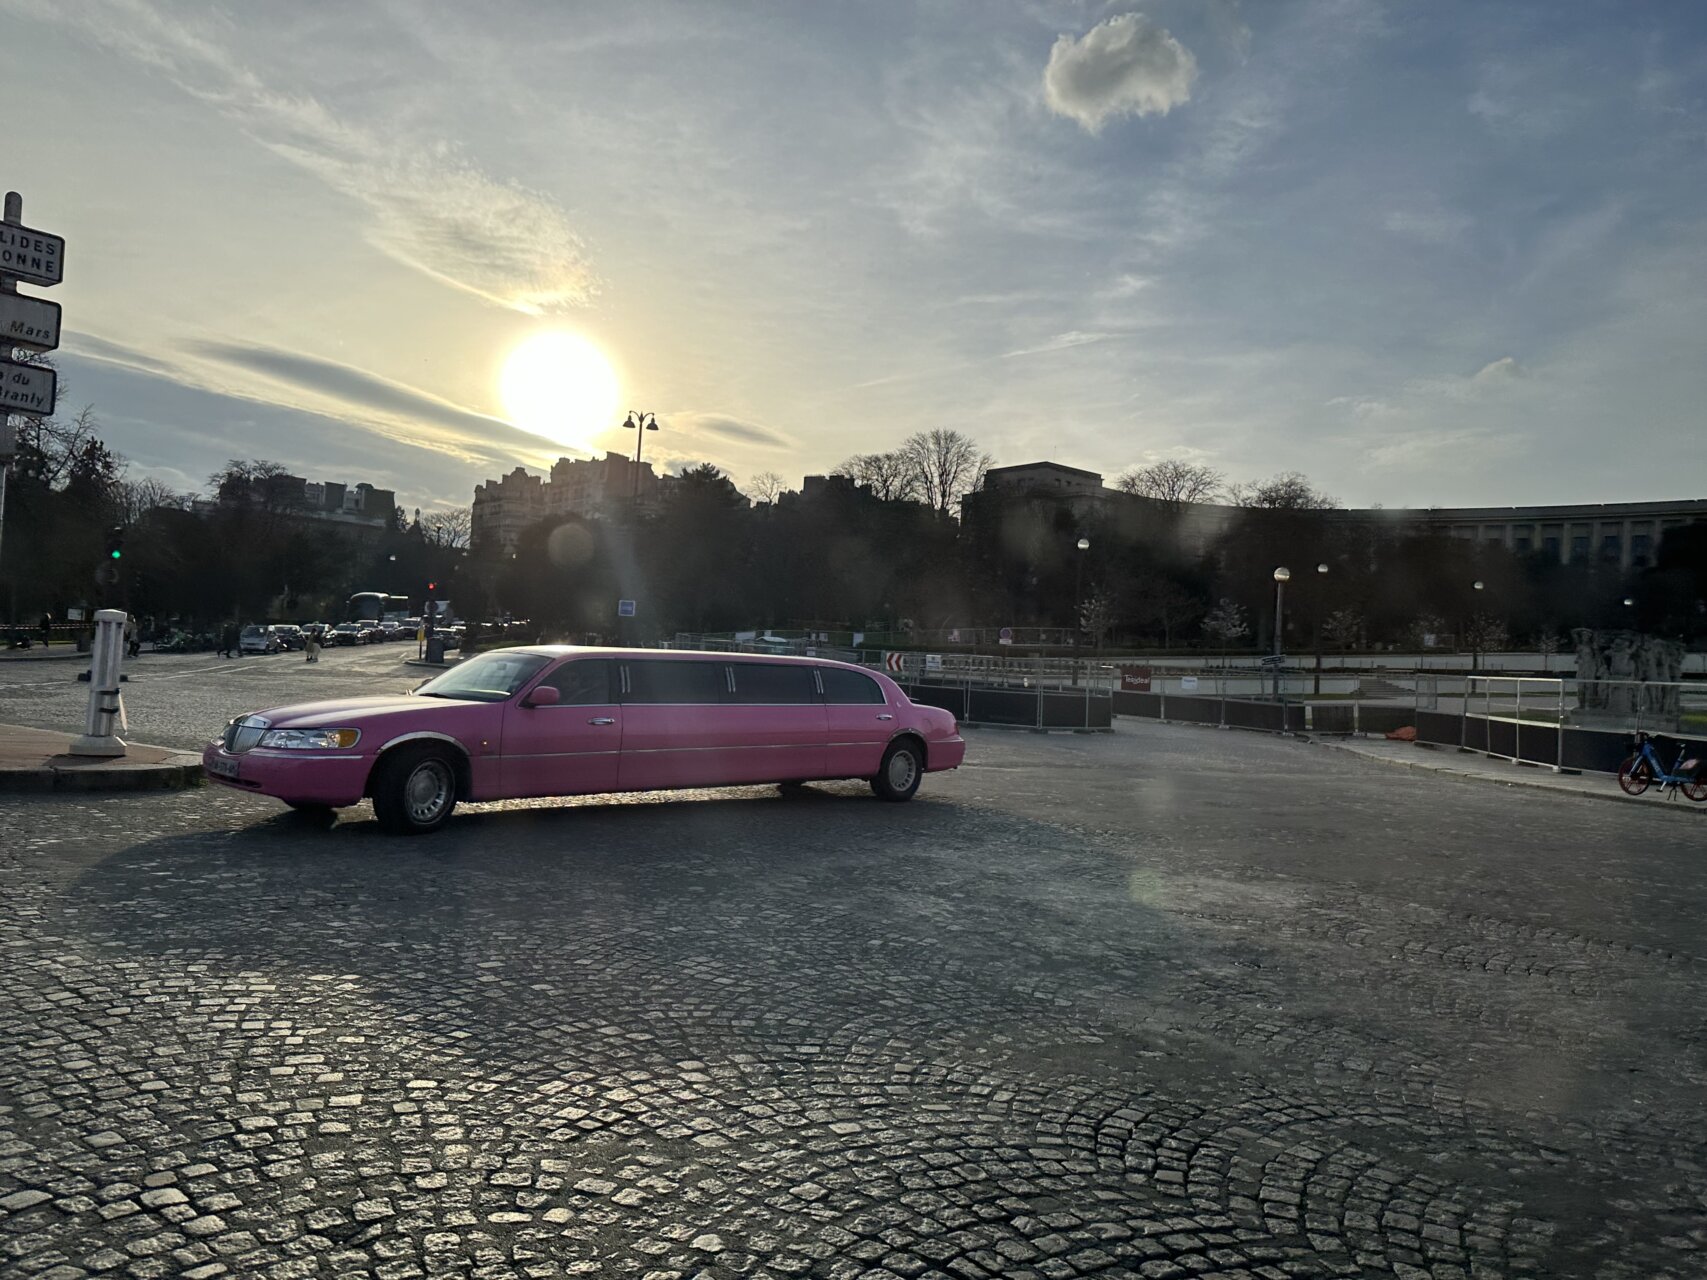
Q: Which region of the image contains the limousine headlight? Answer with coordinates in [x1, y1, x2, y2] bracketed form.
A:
[258, 727, 361, 750]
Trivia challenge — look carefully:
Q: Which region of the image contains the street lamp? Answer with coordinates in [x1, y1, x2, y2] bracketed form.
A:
[1469, 580, 1486, 671]
[1272, 566, 1291, 699]
[1313, 563, 1329, 694]
[1072, 536, 1091, 682]
[622, 411, 660, 504]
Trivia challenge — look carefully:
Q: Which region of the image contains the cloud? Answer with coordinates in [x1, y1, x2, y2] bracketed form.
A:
[37, 1, 593, 314]
[1471, 356, 1523, 384]
[1327, 395, 1402, 420]
[1001, 331, 1125, 359]
[667, 411, 793, 450]
[1043, 13, 1197, 132]
[185, 339, 556, 461]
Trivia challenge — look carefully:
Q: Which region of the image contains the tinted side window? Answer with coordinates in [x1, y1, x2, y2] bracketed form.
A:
[539, 659, 614, 705]
[820, 668, 886, 704]
[730, 663, 817, 705]
[624, 660, 727, 705]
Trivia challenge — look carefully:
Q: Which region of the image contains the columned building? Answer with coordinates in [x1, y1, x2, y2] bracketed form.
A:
[962, 461, 1707, 570]
[471, 452, 667, 553]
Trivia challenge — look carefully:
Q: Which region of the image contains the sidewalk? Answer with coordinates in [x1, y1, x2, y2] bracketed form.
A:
[1317, 734, 1705, 814]
[0, 646, 93, 662]
[0, 724, 204, 793]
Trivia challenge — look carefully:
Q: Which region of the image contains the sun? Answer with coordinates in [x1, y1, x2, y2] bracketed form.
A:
[500, 331, 621, 450]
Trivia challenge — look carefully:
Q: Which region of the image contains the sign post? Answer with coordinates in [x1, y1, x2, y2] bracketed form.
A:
[0, 191, 67, 602]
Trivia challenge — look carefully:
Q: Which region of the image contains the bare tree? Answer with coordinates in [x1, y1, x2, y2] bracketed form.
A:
[1229, 471, 1340, 510]
[115, 476, 190, 526]
[1116, 459, 1225, 509]
[421, 508, 472, 550]
[833, 451, 919, 502]
[747, 471, 785, 505]
[1321, 606, 1364, 650]
[1202, 598, 1250, 646]
[1078, 587, 1119, 650]
[899, 429, 992, 516]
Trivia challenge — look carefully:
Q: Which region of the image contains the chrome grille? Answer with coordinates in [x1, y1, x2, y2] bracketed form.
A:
[223, 716, 269, 753]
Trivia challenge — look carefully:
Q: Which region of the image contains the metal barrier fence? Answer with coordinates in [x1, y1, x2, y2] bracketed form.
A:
[899, 680, 1113, 730]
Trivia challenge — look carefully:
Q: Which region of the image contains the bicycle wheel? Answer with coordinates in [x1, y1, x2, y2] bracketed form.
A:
[1616, 755, 1652, 796]
[1681, 768, 1707, 803]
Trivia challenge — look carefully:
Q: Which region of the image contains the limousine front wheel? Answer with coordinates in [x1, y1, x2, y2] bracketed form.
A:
[872, 739, 923, 802]
[373, 745, 459, 834]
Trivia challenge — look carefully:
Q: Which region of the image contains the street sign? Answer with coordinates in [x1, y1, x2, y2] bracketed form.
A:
[883, 652, 905, 672]
[0, 293, 60, 352]
[617, 599, 636, 617]
[1260, 653, 1285, 667]
[1120, 665, 1152, 692]
[1180, 675, 1199, 692]
[0, 221, 65, 287]
[925, 653, 943, 672]
[0, 358, 56, 415]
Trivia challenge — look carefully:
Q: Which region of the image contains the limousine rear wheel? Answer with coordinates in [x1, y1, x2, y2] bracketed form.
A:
[373, 745, 459, 834]
[871, 738, 923, 802]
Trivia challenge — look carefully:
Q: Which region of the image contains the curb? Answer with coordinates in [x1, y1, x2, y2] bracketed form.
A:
[0, 754, 204, 794]
[1313, 736, 1705, 815]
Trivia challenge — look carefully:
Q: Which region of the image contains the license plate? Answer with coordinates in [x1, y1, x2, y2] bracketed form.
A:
[206, 755, 240, 780]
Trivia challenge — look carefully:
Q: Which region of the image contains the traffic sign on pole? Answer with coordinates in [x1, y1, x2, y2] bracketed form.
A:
[0, 221, 65, 287]
[0, 293, 61, 352]
[617, 599, 636, 618]
[0, 359, 55, 416]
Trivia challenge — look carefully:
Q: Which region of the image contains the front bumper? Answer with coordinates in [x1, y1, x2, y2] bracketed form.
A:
[202, 741, 370, 807]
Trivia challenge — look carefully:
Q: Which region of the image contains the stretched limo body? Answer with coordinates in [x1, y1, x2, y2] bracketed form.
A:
[203, 646, 966, 833]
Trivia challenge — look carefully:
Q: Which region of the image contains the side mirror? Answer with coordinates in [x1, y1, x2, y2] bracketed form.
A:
[523, 685, 560, 708]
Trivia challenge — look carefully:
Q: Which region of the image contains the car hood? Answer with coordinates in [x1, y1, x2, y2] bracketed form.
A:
[239, 694, 483, 729]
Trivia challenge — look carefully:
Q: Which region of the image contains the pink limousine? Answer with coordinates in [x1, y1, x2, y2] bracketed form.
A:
[203, 647, 966, 834]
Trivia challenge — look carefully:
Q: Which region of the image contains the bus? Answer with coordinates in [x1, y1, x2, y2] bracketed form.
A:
[347, 592, 411, 623]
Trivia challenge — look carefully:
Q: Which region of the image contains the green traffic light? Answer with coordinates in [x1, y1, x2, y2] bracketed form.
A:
[110, 550, 122, 559]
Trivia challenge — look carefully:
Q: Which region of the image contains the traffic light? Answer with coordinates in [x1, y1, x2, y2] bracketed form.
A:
[104, 526, 125, 561]
[427, 581, 437, 593]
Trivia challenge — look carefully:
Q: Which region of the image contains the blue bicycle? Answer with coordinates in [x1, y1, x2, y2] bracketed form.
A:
[1617, 731, 1707, 802]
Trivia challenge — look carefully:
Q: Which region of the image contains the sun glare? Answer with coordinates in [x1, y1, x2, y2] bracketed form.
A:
[500, 331, 621, 450]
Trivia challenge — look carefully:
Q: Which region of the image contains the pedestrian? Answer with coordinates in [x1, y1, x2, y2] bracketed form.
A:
[305, 629, 322, 664]
[220, 622, 238, 659]
[39, 612, 52, 648]
[124, 614, 140, 658]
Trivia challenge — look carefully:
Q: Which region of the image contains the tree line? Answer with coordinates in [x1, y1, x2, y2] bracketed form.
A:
[4, 407, 1703, 651]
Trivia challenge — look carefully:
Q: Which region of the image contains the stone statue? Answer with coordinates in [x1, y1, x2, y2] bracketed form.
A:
[1573, 628, 1684, 727]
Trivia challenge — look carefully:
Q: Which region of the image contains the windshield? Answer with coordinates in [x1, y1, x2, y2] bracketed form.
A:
[413, 651, 551, 703]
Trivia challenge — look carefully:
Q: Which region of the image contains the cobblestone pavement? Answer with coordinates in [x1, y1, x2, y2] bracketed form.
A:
[3, 653, 1706, 1278]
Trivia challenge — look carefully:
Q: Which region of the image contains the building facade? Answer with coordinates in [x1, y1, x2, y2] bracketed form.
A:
[195, 473, 396, 534]
[471, 452, 665, 553]
[964, 461, 1707, 570]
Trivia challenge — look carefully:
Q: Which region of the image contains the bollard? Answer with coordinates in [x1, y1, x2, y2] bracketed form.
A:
[69, 608, 128, 757]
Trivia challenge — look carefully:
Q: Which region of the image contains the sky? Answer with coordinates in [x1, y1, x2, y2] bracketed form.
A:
[4, 0, 1707, 516]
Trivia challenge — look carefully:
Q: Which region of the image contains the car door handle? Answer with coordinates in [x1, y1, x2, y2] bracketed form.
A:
[588, 717, 616, 725]
[877, 713, 894, 721]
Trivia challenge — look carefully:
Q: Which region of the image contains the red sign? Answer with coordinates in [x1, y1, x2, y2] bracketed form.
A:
[1120, 665, 1152, 692]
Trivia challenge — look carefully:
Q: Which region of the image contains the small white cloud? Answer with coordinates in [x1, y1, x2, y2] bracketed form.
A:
[1043, 13, 1197, 133]
[1327, 395, 1402, 420]
[1471, 356, 1523, 383]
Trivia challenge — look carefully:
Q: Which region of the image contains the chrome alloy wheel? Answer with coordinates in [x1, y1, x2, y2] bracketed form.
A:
[886, 746, 918, 794]
[405, 758, 454, 825]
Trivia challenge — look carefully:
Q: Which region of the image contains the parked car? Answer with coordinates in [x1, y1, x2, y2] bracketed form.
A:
[239, 625, 283, 655]
[329, 623, 364, 646]
[268, 624, 305, 650]
[203, 647, 966, 834]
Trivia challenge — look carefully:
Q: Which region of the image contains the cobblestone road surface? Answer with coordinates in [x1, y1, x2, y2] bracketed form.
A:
[2, 648, 1705, 1278]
